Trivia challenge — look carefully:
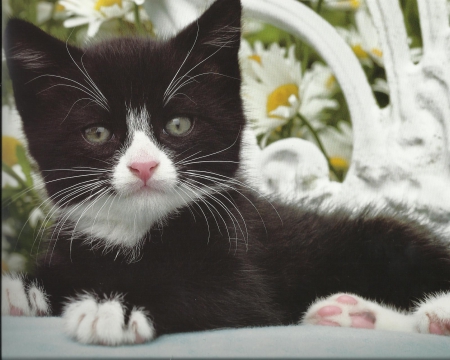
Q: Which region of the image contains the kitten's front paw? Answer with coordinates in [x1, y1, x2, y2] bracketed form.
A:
[414, 292, 450, 336]
[62, 294, 155, 345]
[301, 293, 413, 332]
[1, 273, 50, 316]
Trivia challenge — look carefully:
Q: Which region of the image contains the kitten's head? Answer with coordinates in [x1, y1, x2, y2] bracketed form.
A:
[5, 0, 246, 252]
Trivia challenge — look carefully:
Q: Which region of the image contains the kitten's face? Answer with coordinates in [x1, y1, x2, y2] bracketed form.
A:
[5, 0, 244, 251]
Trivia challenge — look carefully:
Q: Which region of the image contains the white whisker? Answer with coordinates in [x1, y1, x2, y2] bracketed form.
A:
[175, 129, 241, 166]
[184, 171, 268, 236]
[163, 21, 200, 99]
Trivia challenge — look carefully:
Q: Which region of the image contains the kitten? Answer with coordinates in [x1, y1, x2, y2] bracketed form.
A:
[3, 0, 450, 345]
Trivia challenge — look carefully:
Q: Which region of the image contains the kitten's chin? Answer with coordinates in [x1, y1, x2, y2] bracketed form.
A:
[61, 182, 203, 250]
[118, 181, 173, 197]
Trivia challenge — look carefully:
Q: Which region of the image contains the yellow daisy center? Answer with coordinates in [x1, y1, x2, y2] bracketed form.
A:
[94, 0, 122, 11]
[248, 55, 262, 64]
[267, 83, 299, 118]
[352, 44, 369, 59]
[325, 75, 336, 90]
[2, 136, 21, 167]
[349, 0, 360, 9]
[55, 3, 65, 11]
[371, 48, 383, 58]
[330, 156, 349, 170]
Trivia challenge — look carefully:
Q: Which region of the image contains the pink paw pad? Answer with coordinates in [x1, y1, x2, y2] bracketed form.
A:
[318, 305, 342, 317]
[350, 312, 376, 329]
[429, 322, 444, 335]
[336, 295, 358, 305]
[429, 319, 450, 336]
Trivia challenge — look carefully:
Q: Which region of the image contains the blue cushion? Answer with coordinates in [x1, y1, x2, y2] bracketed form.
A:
[2, 317, 450, 358]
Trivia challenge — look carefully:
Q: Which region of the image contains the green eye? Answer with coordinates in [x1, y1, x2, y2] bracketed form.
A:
[165, 117, 193, 136]
[83, 126, 112, 144]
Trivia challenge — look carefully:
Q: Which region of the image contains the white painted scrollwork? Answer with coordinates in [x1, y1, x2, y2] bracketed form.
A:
[242, 0, 450, 236]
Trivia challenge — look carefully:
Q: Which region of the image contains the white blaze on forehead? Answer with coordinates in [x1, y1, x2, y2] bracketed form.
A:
[124, 107, 162, 165]
[113, 107, 176, 194]
[126, 107, 152, 137]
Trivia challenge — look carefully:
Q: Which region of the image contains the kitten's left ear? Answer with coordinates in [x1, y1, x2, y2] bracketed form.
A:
[4, 19, 85, 122]
[173, 0, 242, 76]
[4, 19, 83, 79]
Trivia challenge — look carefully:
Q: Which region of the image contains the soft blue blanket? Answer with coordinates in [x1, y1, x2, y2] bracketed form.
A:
[2, 317, 449, 358]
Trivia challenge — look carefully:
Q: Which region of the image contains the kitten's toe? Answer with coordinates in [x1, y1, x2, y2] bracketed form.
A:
[94, 300, 127, 345]
[63, 294, 99, 343]
[301, 293, 413, 332]
[126, 308, 155, 344]
[414, 292, 450, 336]
[1, 273, 49, 316]
[63, 294, 155, 345]
[28, 284, 50, 316]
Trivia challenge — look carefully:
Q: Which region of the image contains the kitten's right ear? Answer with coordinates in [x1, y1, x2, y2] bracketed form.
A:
[4, 19, 82, 82]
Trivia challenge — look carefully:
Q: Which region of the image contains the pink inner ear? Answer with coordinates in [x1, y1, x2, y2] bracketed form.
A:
[129, 161, 159, 183]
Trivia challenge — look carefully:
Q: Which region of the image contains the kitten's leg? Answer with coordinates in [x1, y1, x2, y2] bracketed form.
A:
[413, 292, 450, 335]
[62, 293, 155, 345]
[301, 293, 416, 332]
[2, 273, 50, 316]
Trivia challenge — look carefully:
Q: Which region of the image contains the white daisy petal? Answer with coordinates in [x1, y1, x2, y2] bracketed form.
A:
[87, 19, 103, 37]
[240, 40, 338, 143]
[63, 16, 91, 28]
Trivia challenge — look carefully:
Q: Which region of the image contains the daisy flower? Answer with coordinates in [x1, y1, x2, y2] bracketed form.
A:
[241, 40, 338, 145]
[336, 25, 382, 67]
[309, 0, 361, 11]
[305, 121, 353, 175]
[338, 3, 423, 68]
[239, 40, 285, 80]
[36, 1, 54, 25]
[142, 0, 215, 37]
[59, 0, 144, 37]
[242, 18, 265, 36]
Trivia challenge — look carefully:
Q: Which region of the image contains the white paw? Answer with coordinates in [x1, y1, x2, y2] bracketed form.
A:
[301, 293, 414, 332]
[1, 273, 50, 316]
[414, 292, 450, 336]
[62, 294, 155, 345]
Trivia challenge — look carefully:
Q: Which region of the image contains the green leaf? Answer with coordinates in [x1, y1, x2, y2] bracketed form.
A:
[15, 145, 33, 187]
[1, 187, 19, 202]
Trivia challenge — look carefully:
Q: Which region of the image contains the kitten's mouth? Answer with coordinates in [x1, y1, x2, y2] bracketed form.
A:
[127, 181, 169, 196]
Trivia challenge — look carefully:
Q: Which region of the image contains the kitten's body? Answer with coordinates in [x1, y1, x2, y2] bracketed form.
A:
[39, 189, 450, 335]
[3, 0, 450, 344]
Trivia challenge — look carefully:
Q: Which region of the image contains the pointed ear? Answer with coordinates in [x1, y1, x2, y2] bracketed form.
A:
[4, 19, 82, 78]
[4, 19, 84, 119]
[172, 0, 242, 76]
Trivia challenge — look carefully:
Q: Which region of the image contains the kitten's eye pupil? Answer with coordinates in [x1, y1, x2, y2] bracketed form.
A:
[83, 126, 112, 144]
[165, 117, 192, 136]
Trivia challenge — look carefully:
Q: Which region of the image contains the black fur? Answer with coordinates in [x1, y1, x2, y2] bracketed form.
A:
[4, 0, 450, 337]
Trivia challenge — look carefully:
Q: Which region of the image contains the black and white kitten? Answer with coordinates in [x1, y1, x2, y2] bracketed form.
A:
[3, 0, 450, 345]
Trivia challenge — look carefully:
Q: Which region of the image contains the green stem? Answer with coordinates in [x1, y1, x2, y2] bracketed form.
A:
[316, 0, 324, 14]
[133, 3, 143, 34]
[295, 114, 341, 181]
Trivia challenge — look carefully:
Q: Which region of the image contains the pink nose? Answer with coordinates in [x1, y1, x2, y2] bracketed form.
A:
[129, 161, 159, 183]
